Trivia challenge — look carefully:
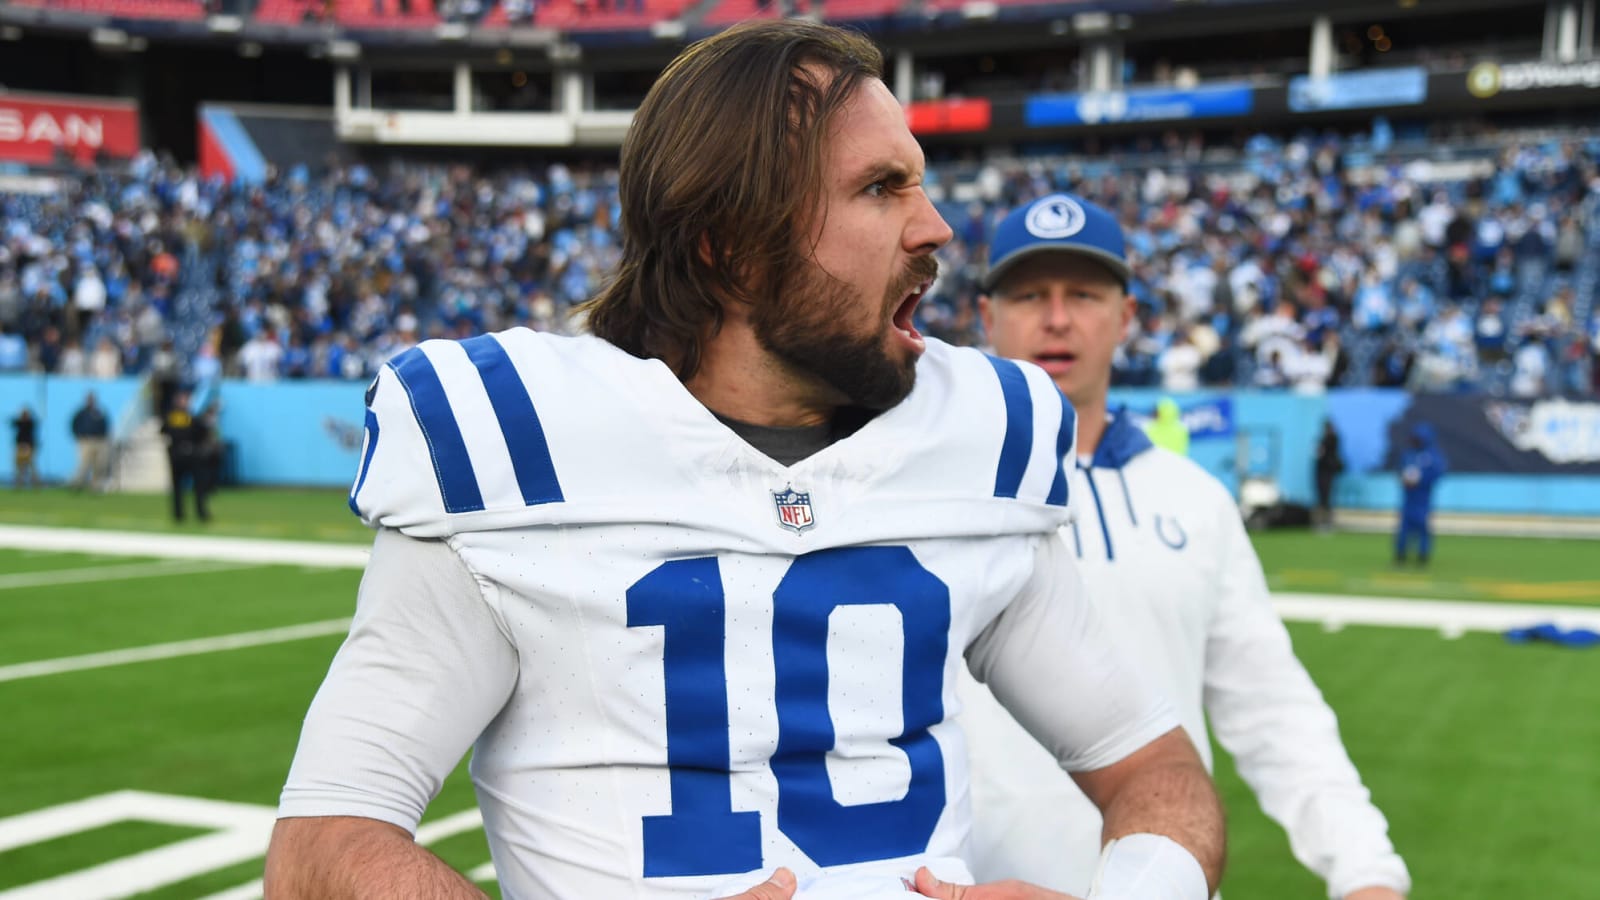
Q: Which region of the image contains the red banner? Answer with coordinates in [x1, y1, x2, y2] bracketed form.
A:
[0, 93, 141, 166]
[905, 98, 992, 135]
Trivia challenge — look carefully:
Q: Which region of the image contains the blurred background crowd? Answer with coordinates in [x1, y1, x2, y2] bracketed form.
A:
[4, 127, 1598, 399]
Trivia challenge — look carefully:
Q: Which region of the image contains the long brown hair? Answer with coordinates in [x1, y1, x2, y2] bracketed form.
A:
[580, 20, 884, 378]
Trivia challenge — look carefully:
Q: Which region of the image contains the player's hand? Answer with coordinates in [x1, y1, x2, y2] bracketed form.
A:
[715, 867, 798, 900]
[1343, 889, 1405, 900]
[909, 866, 1083, 899]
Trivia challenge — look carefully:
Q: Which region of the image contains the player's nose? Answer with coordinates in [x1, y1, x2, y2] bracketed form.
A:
[905, 188, 953, 256]
[1044, 294, 1074, 330]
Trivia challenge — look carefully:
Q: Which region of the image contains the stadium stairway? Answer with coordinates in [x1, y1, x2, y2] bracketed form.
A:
[110, 417, 173, 494]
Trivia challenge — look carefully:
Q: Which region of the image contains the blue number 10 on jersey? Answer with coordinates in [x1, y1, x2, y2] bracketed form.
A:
[626, 545, 952, 878]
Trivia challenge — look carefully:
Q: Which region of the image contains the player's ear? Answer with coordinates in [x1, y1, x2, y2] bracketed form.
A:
[1119, 292, 1137, 336]
[977, 293, 995, 338]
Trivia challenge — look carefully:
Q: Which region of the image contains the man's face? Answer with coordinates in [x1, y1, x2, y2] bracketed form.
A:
[980, 254, 1134, 407]
[752, 77, 953, 411]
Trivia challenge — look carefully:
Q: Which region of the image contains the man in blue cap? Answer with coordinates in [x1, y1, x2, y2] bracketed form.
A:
[960, 192, 1411, 900]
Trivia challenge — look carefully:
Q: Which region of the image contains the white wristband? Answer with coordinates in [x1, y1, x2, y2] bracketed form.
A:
[1086, 833, 1208, 900]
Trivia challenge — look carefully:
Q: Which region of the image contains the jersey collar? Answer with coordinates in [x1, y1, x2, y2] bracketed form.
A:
[1087, 406, 1153, 470]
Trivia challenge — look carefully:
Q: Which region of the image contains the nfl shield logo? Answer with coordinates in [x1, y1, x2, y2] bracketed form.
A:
[772, 485, 816, 535]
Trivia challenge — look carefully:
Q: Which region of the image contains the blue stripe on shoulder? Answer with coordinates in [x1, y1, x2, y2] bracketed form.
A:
[985, 355, 1033, 499]
[1046, 390, 1075, 507]
[348, 407, 381, 516]
[460, 334, 564, 506]
[389, 348, 485, 514]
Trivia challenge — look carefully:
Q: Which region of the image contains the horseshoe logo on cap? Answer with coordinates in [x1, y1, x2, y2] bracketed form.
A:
[1025, 194, 1088, 239]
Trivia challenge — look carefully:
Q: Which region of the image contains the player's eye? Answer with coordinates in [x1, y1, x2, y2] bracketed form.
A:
[863, 180, 889, 199]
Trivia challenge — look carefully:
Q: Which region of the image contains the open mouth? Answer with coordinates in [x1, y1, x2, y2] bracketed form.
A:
[1033, 351, 1077, 374]
[892, 280, 930, 349]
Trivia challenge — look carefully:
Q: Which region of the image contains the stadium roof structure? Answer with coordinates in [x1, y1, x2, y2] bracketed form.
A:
[0, 0, 1538, 49]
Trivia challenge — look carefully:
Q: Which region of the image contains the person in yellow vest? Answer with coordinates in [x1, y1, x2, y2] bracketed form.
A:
[1143, 397, 1190, 456]
[161, 390, 210, 523]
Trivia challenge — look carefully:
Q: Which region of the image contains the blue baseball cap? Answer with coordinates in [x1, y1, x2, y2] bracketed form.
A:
[983, 192, 1130, 292]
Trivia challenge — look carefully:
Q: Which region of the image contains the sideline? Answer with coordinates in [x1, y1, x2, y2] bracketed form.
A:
[1275, 593, 1600, 634]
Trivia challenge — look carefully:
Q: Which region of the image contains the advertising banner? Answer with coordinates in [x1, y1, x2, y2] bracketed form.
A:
[1328, 391, 1600, 475]
[905, 97, 992, 135]
[1288, 67, 1428, 112]
[1466, 59, 1600, 98]
[1024, 83, 1254, 127]
[1123, 397, 1236, 440]
[0, 92, 141, 166]
[1436, 395, 1600, 474]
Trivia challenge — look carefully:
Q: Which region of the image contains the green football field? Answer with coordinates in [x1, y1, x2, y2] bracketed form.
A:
[1, 487, 1597, 898]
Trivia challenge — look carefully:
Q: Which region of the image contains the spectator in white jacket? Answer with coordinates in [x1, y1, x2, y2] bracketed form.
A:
[970, 191, 1411, 900]
[1157, 326, 1203, 392]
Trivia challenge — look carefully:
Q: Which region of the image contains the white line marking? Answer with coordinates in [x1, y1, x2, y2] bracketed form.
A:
[193, 809, 487, 900]
[1274, 592, 1600, 633]
[0, 791, 272, 852]
[0, 619, 352, 684]
[468, 861, 497, 883]
[414, 809, 486, 844]
[0, 560, 251, 591]
[0, 829, 274, 900]
[0, 791, 278, 900]
[0, 525, 370, 569]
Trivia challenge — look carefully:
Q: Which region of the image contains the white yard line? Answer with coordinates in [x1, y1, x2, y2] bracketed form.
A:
[0, 560, 252, 591]
[413, 809, 486, 845]
[0, 619, 352, 684]
[0, 525, 370, 569]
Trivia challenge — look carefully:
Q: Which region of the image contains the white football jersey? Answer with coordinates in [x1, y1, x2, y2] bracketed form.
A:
[961, 411, 1409, 899]
[307, 329, 1114, 899]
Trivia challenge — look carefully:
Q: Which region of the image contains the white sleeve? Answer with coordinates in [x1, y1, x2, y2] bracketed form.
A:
[278, 528, 519, 833]
[966, 534, 1178, 773]
[1202, 497, 1411, 898]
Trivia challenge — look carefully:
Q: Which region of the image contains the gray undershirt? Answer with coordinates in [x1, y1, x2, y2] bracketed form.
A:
[714, 411, 867, 467]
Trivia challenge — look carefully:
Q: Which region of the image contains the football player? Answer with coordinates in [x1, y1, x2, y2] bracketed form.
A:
[966, 192, 1410, 900]
[265, 25, 1223, 900]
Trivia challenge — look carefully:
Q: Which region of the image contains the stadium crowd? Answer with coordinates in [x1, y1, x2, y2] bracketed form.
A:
[3, 130, 1599, 397]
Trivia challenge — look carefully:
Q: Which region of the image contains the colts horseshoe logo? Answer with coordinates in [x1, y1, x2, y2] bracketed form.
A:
[1154, 515, 1188, 550]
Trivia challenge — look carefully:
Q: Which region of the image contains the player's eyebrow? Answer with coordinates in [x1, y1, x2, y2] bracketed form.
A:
[852, 160, 921, 187]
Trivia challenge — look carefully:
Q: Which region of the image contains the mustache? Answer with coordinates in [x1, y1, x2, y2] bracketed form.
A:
[890, 255, 940, 299]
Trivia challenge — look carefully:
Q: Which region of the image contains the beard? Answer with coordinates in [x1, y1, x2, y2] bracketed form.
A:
[753, 254, 939, 411]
